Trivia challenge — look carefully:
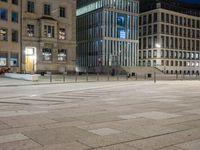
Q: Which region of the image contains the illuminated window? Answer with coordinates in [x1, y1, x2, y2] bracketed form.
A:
[27, 24, 34, 37]
[59, 28, 66, 40]
[58, 49, 67, 61]
[42, 48, 52, 61]
[10, 53, 18, 66]
[0, 52, 7, 66]
[0, 28, 7, 41]
[44, 25, 54, 38]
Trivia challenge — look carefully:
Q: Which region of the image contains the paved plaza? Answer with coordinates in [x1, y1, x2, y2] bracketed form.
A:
[0, 79, 200, 149]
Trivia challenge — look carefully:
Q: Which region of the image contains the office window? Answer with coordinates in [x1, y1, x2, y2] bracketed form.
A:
[153, 50, 157, 58]
[12, 0, 18, 5]
[58, 49, 67, 61]
[148, 25, 152, 35]
[175, 16, 178, 24]
[148, 14, 152, 23]
[0, 28, 7, 41]
[170, 26, 174, 35]
[44, 4, 51, 15]
[117, 14, 126, 38]
[27, 24, 34, 37]
[153, 24, 157, 34]
[44, 25, 54, 38]
[148, 50, 152, 58]
[27, 1, 34, 13]
[0, 52, 7, 66]
[171, 15, 174, 24]
[143, 26, 147, 36]
[143, 15, 146, 24]
[161, 50, 164, 58]
[166, 14, 169, 23]
[148, 37, 151, 48]
[143, 38, 146, 49]
[153, 13, 157, 22]
[188, 19, 191, 27]
[60, 7, 65, 18]
[179, 17, 182, 25]
[59, 28, 66, 40]
[10, 53, 18, 66]
[42, 48, 52, 61]
[161, 13, 165, 22]
[12, 30, 18, 42]
[166, 25, 169, 34]
[161, 24, 164, 34]
[0, 8, 7, 20]
[12, 11, 18, 23]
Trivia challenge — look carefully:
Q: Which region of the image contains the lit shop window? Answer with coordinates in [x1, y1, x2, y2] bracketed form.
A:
[58, 49, 67, 61]
[42, 48, 52, 61]
[10, 53, 18, 66]
[0, 52, 7, 66]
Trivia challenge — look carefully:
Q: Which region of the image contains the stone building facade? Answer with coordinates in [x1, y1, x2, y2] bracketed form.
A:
[0, 0, 76, 74]
[21, 0, 76, 73]
[139, 1, 200, 74]
[0, 0, 21, 72]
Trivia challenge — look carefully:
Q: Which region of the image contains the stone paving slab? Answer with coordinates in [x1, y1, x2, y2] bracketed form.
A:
[0, 139, 40, 150]
[0, 81, 200, 149]
[176, 139, 200, 150]
[0, 133, 28, 144]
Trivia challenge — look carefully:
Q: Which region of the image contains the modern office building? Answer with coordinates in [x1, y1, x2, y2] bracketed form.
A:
[77, 0, 139, 72]
[139, 0, 200, 74]
[21, 0, 76, 73]
[0, 0, 21, 72]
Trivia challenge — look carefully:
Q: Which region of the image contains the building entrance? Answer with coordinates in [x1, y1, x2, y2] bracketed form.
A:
[25, 47, 36, 73]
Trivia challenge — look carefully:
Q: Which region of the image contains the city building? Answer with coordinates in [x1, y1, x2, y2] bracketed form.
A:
[76, 0, 139, 73]
[139, 0, 200, 74]
[21, 0, 76, 73]
[0, 0, 21, 72]
[0, 0, 76, 74]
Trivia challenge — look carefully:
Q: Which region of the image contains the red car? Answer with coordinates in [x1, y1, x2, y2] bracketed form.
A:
[0, 68, 11, 75]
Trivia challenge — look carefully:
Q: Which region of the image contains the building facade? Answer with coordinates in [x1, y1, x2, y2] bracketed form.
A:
[21, 0, 76, 73]
[77, 0, 139, 72]
[0, 0, 21, 72]
[139, 0, 200, 74]
[0, 0, 76, 74]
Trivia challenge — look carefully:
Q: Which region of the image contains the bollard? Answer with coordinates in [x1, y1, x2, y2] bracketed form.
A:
[86, 72, 88, 82]
[47, 72, 52, 83]
[117, 71, 119, 81]
[154, 72, 156, 83]
[97, 73, 99, 81]
[63, 72, 67, 83]
[176, 74, 178, 80]
[75, 72, 78, 82]
[136, 73, 138, 80]
[107, 71, 110, 81]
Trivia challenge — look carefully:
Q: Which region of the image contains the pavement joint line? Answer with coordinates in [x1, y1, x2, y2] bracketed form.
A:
[0, 101, 30, 105]
[20, 98, 65, 103]
[85, 128, 191, 150]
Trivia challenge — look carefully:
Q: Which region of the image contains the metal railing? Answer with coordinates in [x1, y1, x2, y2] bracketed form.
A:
[38, 72, 200, 84]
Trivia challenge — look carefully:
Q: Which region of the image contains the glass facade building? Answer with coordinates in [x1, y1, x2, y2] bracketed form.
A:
[76, 0, 139, 72]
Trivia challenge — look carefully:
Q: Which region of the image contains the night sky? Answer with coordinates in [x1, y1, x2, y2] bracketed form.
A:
[179, 0, 200, 4]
